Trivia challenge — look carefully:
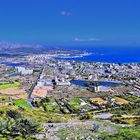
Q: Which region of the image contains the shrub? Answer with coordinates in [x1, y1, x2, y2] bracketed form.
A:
[6, 110, 22, 120]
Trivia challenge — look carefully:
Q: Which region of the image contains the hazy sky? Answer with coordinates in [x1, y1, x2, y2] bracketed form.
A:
[0, 0, 140, 46]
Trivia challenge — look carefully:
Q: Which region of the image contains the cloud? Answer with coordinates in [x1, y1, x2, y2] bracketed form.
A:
[74, 37, 100, 42]
[61, 11, 72, 16]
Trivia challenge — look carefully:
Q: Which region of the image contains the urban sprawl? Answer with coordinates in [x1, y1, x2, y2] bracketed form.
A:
[0, 45, 140, 139]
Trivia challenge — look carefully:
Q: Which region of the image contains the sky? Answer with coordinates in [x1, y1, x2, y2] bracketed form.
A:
[0, 0, 140, 46]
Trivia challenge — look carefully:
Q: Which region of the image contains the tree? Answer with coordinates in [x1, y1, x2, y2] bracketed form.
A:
[85, 81, 99, 87]
[6, 110, 22, 120]
[10, 119, 44, 139]
[0, 117, 45, 139]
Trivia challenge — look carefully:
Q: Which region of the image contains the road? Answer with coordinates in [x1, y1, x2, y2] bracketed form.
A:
[28, 67, 44, 99]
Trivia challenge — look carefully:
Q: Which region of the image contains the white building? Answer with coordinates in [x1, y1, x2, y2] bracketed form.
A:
[88, 85, 109, 92]
[56, 81, 71, 86]
[17, 67, 33, 75]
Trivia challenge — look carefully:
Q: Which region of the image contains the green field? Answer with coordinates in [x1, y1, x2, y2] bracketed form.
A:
[45, 104, 60, 112]
[67, 98, 83, 109]
[14, 99, 31, 108]
[0, 82, 21, 89]
[67, 98, 83, 105]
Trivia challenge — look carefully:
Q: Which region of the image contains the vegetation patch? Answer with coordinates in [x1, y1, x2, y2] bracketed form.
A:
[109, 115, 140, 124]
[100, 126, 140, 140]
[0, 105, 74, 123]
[0, 106, 45, 139]
[56, 120, 117, 139]
[89, 97, 107, 105]
[56, 121, 140, 140]
[68, 98, 82, 105]
[114, 96, 129, 104]
[14, 99, 31, 108]
[111, 102, 140, 115]
[125, 94, 140, 102]
[0, 96, 10, 102]
[0, 81, 21, 89]
[45, 104, 60, 112]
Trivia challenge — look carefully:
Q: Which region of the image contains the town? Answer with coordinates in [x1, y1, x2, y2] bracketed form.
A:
[0, 49, 140, 139]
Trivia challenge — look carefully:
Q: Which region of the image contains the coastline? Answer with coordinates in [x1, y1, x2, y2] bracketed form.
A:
[54, 46, 140, 64]
[52, 52, 93, 59]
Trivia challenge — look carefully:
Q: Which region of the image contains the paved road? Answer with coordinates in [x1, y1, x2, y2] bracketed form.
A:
[28, 67, 44, 99]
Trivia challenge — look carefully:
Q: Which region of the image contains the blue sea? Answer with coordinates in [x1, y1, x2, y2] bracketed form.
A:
[59, 46, 140, 63]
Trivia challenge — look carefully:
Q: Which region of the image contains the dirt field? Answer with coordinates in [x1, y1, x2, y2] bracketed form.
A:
[32, 86, 53, 98]
[0, 87, 28, 99]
